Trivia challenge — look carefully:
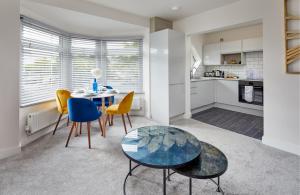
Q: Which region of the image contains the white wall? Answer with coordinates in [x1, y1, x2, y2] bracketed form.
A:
[262, 0, 300, 155]
[0, 0, 21, 159]
[174, 0, 300, 155]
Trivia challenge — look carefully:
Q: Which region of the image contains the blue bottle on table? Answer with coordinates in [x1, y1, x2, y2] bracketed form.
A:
[92, 78, 98, 92]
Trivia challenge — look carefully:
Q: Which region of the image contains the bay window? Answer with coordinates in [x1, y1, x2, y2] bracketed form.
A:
[20, 17, 143, 107]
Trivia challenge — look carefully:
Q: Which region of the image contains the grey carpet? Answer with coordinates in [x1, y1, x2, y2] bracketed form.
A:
[0, 116, 299, 195]
[192, 108, 264, 140]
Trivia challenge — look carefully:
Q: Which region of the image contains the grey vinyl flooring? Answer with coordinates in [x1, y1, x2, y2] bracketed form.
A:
[192, 107, 264, 140]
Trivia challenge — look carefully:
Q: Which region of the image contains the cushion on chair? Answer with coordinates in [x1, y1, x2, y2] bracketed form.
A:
[56, 89, 71, 114]
[106, 104, 119, 114]
[68, 98, 101, 122]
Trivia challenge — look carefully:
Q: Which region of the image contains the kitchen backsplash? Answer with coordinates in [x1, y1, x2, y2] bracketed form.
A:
[194, 51, 263, 79]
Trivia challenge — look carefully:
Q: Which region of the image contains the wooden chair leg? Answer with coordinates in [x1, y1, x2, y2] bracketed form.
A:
[126, 113, 132, 128]
[121, 114, 127, 134]
[105, 114, 109, 127]
[74, 122, 79, 137]
[53, 114, 63, 135]
[67, 116, 69, 127]
[87, 122, 91, 149]
[98, 118, 105, 137]
[108, 115, 111, 126]
[65, 122, 76, 147]
[79, 122, 82, 135]
[110, 114, 114, 126]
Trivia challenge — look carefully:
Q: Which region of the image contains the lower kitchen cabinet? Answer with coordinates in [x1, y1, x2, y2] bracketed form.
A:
[215, 80, 239, 106]
[191, 81, 215, 109]
[191, 79, 263, 111]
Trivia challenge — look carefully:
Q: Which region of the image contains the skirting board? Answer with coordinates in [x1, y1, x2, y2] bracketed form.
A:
[191, 103, 263, 117]
[0, 146, 21, 160]
[262, 136, 300, 156]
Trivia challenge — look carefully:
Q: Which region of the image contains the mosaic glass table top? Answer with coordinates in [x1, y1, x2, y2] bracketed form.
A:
[174, 141, 228, 179]
[121, 126, 202, 168]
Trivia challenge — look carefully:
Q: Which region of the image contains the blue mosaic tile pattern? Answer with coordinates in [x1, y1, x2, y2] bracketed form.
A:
[121, 126, 201, 168]
[174, 141, 228, 179]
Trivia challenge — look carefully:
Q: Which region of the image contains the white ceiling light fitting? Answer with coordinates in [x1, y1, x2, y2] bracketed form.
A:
[171, 6, 180, 11]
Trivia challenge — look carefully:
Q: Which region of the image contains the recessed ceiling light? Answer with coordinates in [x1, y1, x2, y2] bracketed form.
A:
[171, 6, 180, 11]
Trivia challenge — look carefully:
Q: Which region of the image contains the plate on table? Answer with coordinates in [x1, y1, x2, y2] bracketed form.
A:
[105, 89, 118, 94]
[74, 89, 85, 94]
[84, 92, 97, 97]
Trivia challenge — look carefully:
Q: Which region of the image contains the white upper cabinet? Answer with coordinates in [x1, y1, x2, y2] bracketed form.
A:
[203, 43, 221, 65]
[242, 37, 263, 52]
[220, 40, 242, 54]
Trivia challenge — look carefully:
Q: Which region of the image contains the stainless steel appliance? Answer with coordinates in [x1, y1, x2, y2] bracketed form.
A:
[238, 80, 263, 106]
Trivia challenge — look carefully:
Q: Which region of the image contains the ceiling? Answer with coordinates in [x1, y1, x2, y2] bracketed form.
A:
[21, 0, 147, 37]
[85, 0, 240, 21]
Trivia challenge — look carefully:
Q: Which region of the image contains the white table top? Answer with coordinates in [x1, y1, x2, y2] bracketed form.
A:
[71, 92, 117, 99]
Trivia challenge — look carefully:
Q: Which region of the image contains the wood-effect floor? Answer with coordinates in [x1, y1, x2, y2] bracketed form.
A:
[192, 107, 263, 140]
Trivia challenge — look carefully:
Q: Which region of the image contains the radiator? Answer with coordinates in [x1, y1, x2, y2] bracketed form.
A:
[26, 107, 59, 135]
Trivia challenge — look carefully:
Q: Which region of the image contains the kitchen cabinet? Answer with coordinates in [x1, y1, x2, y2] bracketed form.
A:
[220, 40, 242, 54]
[242, 37, 263, 52]
[215, 80, 239, 106]
[150, 29, 185, 125]
[191, 81, 215, 109]
[203, 43, 221, 65]
[191, 79, 263, 111]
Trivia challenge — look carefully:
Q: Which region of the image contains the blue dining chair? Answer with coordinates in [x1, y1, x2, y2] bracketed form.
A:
[65, 98, 104, 149]
[93, 85, 115, 108]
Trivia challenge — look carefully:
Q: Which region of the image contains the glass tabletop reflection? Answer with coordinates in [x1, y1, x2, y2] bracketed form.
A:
[174, 141, 228, 179]
[121, 126, 202, 169]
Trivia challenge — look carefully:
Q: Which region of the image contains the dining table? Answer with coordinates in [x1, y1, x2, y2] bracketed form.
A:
[70, 91, 118, 130]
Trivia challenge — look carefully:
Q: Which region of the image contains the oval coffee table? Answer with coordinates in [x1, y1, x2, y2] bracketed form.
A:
[172, 141, 228, 194]
[121, 126, 202, 195]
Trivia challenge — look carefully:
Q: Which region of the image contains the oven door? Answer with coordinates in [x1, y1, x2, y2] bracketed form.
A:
[239, 80, 263, 106]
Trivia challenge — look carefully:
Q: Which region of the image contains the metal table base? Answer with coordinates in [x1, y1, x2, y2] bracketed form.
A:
[123, 160, 224, 195]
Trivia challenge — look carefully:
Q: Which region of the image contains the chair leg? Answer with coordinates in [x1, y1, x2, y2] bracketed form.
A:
[98, 118, 105, 137]
[53, 114, 63, 135]
[105, 114, 109, 127]
[74, 122, 79, 137]
[79, 122, 82, 135]
[87, 122, 91, 149]
[110, 114, 114, 126]
[121, 114, 127, 134]
[65, 122, 76, 147]
[126, 113, 132, 128]
[67, 116, 69, 127]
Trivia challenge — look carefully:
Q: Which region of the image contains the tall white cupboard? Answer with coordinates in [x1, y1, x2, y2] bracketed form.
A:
[150, 29, 186, 125]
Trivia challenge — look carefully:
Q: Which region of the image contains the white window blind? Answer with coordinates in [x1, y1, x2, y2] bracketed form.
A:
[71, 38, 97, 90]
[20, 24, 62, 106]
[103, 40, 143, 93]
[20, 17, 144, 107]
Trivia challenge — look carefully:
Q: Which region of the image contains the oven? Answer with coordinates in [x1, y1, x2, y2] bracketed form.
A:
[238, 80, 263, 106]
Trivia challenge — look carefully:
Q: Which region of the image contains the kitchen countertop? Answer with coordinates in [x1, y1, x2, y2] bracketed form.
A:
[191, 77, 240, 82]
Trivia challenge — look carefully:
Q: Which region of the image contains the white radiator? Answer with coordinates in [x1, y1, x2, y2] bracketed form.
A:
[26, 107, 59, 135]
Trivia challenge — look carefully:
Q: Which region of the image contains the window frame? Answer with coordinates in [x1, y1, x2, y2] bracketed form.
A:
[20, 16, 144, 107]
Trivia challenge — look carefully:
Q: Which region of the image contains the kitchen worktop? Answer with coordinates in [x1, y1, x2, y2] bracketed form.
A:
[191, 77, 240, 82]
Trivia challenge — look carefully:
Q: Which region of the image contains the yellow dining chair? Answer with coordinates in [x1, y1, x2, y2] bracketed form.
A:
[53, 89, 71, 135]
[105, 91, 134, 135]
